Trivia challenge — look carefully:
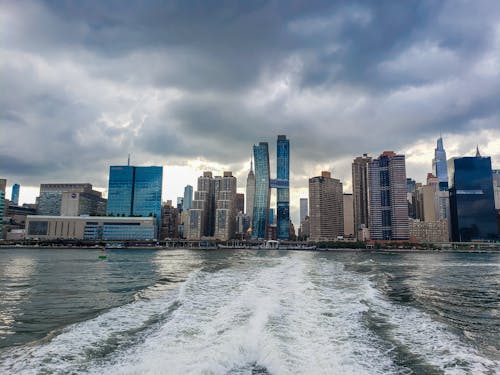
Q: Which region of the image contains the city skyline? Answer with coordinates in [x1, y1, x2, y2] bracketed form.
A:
[2, 1, 500, 228]
[1, 137, 499, 231]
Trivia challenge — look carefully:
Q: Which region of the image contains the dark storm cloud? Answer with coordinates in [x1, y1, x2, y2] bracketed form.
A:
[1, 0, 500, 200]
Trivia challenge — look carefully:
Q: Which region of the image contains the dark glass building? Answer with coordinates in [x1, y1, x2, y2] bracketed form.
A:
[107, 166, 135, 216]
[276, 135, 290, 240]
[448, 155, 498, 242]
[252, 143, 270, 239]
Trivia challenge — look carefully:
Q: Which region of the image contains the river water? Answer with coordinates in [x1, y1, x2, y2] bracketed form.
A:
[0, 248, 498, 374]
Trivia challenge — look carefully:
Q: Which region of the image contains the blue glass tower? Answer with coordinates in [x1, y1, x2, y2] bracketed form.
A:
[107, 166, 135, 216]
[132, 167, 163, 220]
[276, 135, 290, 239]
[11, 183, 20, 206]
[107, 165, 163, 236]
[448, 153, 498, 242]
[252, 143, 270, 239]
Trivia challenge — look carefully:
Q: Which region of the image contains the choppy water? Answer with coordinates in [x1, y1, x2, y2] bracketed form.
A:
[0, 249, 498, 374]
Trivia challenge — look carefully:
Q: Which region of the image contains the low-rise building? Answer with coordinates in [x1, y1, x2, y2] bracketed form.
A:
[409, 218, 449, 243]
[25, 216, 155, 241]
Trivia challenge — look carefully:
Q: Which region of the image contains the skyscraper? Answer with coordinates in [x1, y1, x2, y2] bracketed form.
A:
[215, 172, 237, 240]
[276, 135, 290, 240]
[368, 151, 409, 240]
[0, 179, 6, 238]
[352, 154, 371, 239]
[187, 172, 215, 239]
[107, 165, 163, 235]
[300, 198, 308, 224]
[309, 171, 344, 241]
[433, 136, 448, 190]
[432, 136, 450, 220]
[11, 183, 20, 206]
[236, 193, 244, 214]
[252, 143, 270, 239]
[448, 151, 498, 242]
[246, 159, 255, 221]
[183, 185, 193, 211]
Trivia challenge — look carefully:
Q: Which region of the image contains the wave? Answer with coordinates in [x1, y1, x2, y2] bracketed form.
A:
[1, 253, 497, 375]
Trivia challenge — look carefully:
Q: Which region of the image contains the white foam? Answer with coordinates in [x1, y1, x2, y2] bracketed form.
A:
[0, 279, 183, 374]
[86, 254, 397, 375]
[1, 253, 498, 375]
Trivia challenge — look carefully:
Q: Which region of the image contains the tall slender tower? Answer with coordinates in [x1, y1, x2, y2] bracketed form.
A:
[276, 135, 290, 240]
[246, 158, 255, 222]
[432, 136, 450, 220]
[0, 179, 6, 237]
[352, 154, 371, 240]
[11, 183, 20, 206]
[432, 136, 449, 190]
[300, 198, 308, 224]
[368, 151, 408, 240]
[183, 185, 193, 211]
[252, 143, 270, 239]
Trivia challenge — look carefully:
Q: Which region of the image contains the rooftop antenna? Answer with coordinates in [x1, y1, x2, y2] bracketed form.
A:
[475, 145, 481, 157]
[250, 154, 253, 172]
[127, 153, 130, 166]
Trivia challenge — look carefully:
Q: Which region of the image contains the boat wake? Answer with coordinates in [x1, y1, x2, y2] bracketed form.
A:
[0, 254, 497, 374]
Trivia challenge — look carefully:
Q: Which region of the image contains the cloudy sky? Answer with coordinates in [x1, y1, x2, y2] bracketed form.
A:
[1, 0, 500, 225]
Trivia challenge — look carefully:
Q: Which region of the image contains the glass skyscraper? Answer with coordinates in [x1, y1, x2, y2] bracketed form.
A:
[107, 166, 135, 216]
[132, 167, 163, 220]
[448, 154, 498, 242]
[276, 135, 290, 240]
[107, 165, 163, 235]
[11, 183, 20, 206]
[252, 143, 270, 239]
[183, 185, 193, 211]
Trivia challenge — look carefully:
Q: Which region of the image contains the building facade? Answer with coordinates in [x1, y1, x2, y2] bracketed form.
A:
[246, 159, 255, 222]
[26, 216, 155, 240]
[11, 183, 20, 206]
[107, 165, 163, 236]
[448, 152, 498, 242]
[214, 172, 237, 240]
[309, 171, 344, 241]
[343, 193, 355, 238]
[409, 218, 449, 243]
[236, 193, 244, 214]
[0, 179, 5, 238]
[368, 151, 409, 240]
[300, 198, 308, 225]
[493, 169, 500, 209]
[183, 185, 193, 211]
[60, 191, 107, 217]
[432, 137, 450, 220]
[38, 183, 97, 216]
[352, 154, 372, 240]
[252, 143, 271, 239]
[186, 172, 215, 240]
[160, 201, 179, 239]
[276, 135, 290, 240]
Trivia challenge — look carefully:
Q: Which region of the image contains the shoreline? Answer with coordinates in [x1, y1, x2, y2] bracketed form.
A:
[1, 246, 499, 254]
